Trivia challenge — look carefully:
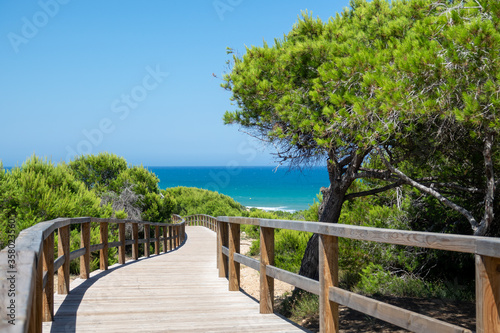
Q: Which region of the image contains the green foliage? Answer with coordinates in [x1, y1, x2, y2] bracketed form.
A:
[53, 224, 118, 274]
[110, 165, 159, 196]
[355, 263, 474, 301]
[278, 290, 319, 323]
[241, 224, 259, 239]
[141, 192, 176, 222]
[0, 153, 174, 250]
[115, 209, 128, 219]
[274, 229, 310, 273]
[223, 0, 500, 236]
[166, 186, 246, 217]
[0, 156, 112, 248]
[69, 152, 127, 193]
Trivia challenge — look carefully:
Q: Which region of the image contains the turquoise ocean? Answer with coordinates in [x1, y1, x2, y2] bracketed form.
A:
[148, 166, 329, 212]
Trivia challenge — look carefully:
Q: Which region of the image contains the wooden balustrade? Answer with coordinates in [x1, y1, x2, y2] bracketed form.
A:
[216, 216, 500, 333]
[3, 212, 498, 333]
[184, 214, 217, 232]
[0, 216, 186, 333]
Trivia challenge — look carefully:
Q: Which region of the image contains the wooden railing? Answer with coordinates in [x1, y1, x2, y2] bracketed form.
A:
[0, 216, 186, 333]
[3, 213, 499, 333]
[184, 214, 217, 232]
[216, 216, 500, 333]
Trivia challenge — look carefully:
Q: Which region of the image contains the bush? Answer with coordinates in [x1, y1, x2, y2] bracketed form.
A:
[166, 186, 246, 217]
[355, 262, 474, 301]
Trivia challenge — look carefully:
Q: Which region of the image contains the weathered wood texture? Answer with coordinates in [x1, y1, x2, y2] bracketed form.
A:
[319, 235, 339, 333]
[260, 226, 275, 314]
[228, 222, 240, 291]
[57, 226, 70, 295]
[476, 254, 500, 333]
[99, 222, 108, 271]
[42, 227, 307, 333]
[42, 234, 54, 322]
[80, 222, 90, 279]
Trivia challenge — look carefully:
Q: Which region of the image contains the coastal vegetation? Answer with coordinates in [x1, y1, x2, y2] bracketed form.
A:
[0, 152, 478, 328]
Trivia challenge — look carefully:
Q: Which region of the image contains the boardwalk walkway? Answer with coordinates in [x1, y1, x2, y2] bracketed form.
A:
[43, 226, 308, 332]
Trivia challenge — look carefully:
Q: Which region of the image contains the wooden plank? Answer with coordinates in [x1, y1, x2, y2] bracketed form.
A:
[132, 223, 139, 260]
[42, 233, 54, 322]
[53, 256, 64, 273]
[228, 223, 240, 291]
[0, 251, 37, 333]
[108, 241, 121, 248]
[42, 217, 91, 241]
[476, 238, 500, 258]
[81, 222, 90, 279]
[329, 286, 471, 333]
[42, 226, 306, 333]
[218, 222, 228, 278]
[30, 250, 43, 333]
[319, 235, 339, 333]
[476, 254, 500, 333]
[90, 244, 104, 252]
[260, 226, 274, 314]
[57, 226, 70, 295]
[234, 253, 260, 271]
[69, 248, 86, 262]
[220, 216, 481, 254]
[258, 219, 476, 253]
[218, 216, 261, 226]
[100, 222, 108, 271]
[266, 265, 319, 295]
[118, 224, 125, 265]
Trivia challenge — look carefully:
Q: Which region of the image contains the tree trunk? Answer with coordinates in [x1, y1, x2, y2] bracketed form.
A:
[297, 182, 346, 281]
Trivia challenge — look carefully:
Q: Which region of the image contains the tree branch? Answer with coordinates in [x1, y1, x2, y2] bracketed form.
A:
[344, 181, 405, 201]
[375, 147, 480, 233]
[478, 131, 495, 235]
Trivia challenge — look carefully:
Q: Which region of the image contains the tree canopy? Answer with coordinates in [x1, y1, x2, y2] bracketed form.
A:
[223, 0, 500, 237]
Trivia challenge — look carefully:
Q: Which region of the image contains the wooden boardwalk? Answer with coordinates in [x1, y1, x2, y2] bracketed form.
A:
[42, 226, 309, 332]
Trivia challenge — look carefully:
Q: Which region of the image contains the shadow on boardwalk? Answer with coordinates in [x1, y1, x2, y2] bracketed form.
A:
[44, 226, 310, 333]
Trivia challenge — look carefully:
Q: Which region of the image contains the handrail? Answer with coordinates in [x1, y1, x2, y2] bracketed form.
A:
[184, 214, 218, 232]
[216, 216, 500, 333]
[0, 215, 186, 333]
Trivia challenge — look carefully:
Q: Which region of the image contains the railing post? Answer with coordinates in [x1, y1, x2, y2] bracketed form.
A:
[57, 225, 70, 294]
[260, 226, 274, 314]
[42, 233, 54, 322]
[164, 226, 168, 252]
[132, 223, 139, 260]
[155, 225, 160, 255]
[144, 224, 150, 258]
[319, 234, 339, 333]
[100, 222, 108, 270]
[216, 219, 220, 269]
[476, 254, 500, 333]
[175, 226, 179, 248]
[80, 222, 90, 278]
[228, 222, 240, 291]
[118, 223, 126, 264]
[218, 221, 228, 278]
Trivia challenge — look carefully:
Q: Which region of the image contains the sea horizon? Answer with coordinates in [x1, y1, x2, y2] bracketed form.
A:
[147, 166, 329, 212]
[3, 165, 329, 212]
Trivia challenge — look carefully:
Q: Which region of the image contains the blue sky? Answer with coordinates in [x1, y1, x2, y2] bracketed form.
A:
[0, 0, 349, 167]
